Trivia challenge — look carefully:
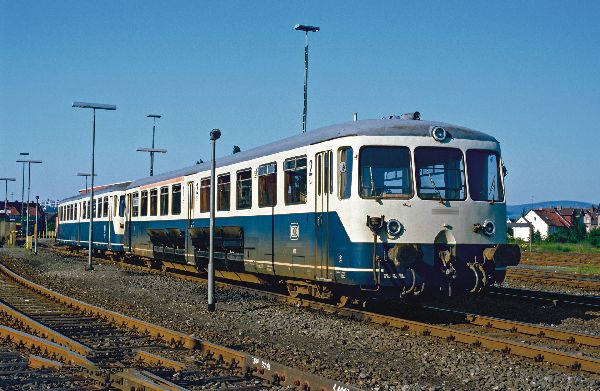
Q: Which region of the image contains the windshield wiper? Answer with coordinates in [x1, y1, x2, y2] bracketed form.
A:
[425, 169, 445, 204]
[488, 174, 497, 204]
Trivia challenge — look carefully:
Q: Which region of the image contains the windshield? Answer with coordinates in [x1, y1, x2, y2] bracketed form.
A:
[359, 146, 413, 199]
[415, 147, 466, 201]
[467, 149, 504, 202]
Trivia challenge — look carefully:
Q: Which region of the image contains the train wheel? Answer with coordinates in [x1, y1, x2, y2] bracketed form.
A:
[335, 295, 350, 308]
[287, 284, 300, 298]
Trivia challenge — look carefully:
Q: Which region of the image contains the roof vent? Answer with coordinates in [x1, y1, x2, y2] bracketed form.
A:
[401, 111, 420, 120]
[383, 111, 421, 120]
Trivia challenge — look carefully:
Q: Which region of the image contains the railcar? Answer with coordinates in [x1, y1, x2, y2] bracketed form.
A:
[57, 182, 130, 253]
[58, 115, 520, 303]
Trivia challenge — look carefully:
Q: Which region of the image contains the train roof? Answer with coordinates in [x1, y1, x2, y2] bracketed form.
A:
[128, 118, 499, 189]
[60, 181, 132, 203]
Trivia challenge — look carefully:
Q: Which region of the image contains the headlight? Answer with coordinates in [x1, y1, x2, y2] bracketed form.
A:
[482, 219, 495, 236]
[431, 126, 447, 142]
[386, 219, 403, 237]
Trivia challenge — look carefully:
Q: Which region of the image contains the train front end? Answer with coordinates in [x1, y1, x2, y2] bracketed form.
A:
[338, 119, 520, 297]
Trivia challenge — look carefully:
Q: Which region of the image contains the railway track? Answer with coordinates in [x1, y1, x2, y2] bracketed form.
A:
[506, 266, 600, 291]
[487, 286, 600, 309]
[43, 245, 600, 375]
[0, 261, 360, 391]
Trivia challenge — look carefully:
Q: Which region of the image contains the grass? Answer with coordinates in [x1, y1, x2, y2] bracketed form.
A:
[512, 240, 600, 254]
[576, 264, 600, 276]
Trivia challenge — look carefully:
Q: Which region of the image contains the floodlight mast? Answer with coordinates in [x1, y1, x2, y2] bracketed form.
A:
[0, 178, 16, 217]
[16, 160, 42, 246]
[18, 152, 29, 236]
[72, 101, 116, 271]
[147, 115, 162, 176]
[294, 24, 320, 133]
[77, 172, 97, 193]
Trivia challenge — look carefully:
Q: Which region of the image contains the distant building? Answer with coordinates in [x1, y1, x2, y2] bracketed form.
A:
[513, 209, 571, 240]
[512, 206, 600, 241]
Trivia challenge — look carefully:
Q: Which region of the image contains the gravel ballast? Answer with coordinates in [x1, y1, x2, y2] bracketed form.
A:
[1, 245, 599, 391]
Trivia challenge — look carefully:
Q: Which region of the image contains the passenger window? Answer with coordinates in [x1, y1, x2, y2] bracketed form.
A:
[103, 196, 109, 217]
[74, 204, 78, 220]
[132, 192, 139, 217]
[324, 152, 331, 194]
[171, 184, 182, 215]
[258, 162, 277, 207]
[141, 190, 148, 216]
[338, 147, 353, 199]
[119, 195, 125, 217]
[82, 203, 86, 220]
[236, 169, 252, 209]
[160, 186, 169, 215]
[150, 189, 158, 216]
[284, 156, 307, 204]
[360, 146, 413, 199]
[217, 174, 231, 211]
[113, 196, 117, 217]
[200, 178, 211, 212]
[415, 147, 466, 201]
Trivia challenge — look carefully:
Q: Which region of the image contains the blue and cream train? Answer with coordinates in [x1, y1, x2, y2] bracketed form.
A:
[57, 115, 520, 303]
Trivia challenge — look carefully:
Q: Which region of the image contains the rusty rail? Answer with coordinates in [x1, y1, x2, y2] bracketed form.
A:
[422, 305, 600, 347]
[506, 267, 600, 290]
[0, 324, 97, 370]
[0, 260, 362, 391]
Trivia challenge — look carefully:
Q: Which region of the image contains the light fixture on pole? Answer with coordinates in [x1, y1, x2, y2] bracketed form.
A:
[294, 24, 320, 133]
[34, 195, 39, 254]
[136, 148, 168, 176]
[18, 152, 29, 235]
[208, 128, 221, 312]
[72, 101, 117, 271]
[16, 159, 42, 246]
[147, 114, 162, 176]
[0, 178, 16, 218]
[77, 172, 97, 194]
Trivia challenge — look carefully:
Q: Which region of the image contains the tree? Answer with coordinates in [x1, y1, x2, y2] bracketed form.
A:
[588, 228, 600, 247]
[232, 145, 241, 154]
[532, 230, 542, 244]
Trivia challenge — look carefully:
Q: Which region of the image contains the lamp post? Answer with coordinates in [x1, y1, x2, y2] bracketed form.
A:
[16, 159, 42, 246]
[72, 101, 117, 271]
[18, 152, 29, 235]
[294, 24, 320, 133]
[0, 178, 16, 218]
[77, 172, 97, 194]
[208, 128, 221, 312]
[136, 148, 167, 176]
[34, 195, 39, 254]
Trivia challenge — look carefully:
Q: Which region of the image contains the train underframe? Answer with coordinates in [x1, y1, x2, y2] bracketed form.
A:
[58, 238, 520, 307]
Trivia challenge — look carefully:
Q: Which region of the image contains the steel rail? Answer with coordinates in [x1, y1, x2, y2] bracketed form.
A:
[0, 324, 97, 370]
[0, 260, 362, 391]
[421, 305, 600, 347]
[28, 354, 65, 369]
[487, 286, 600, 308]
[506, 267, 600, 290]
[0, 296, 94, 356]
[102, 258, 600, 373]
[92, 253, 600, 373]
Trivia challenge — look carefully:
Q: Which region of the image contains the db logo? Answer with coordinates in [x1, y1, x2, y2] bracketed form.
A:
[290, 223, 299, 240]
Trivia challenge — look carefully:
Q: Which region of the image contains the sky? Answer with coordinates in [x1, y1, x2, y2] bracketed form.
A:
[1, 1, 599, 205]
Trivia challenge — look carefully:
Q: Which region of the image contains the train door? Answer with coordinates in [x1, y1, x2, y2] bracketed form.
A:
[77, 201, 81, 245]
[314, 150, 333, 280]
[126, 194, 132, 252]
[185, 181, 195, 263]
[107, 196, 113, 251]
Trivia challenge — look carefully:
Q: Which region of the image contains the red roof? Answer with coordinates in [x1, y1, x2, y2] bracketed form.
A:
[532, 209, 571, 228]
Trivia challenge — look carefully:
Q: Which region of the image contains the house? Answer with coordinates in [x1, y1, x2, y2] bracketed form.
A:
[513, 208, 571, 241]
